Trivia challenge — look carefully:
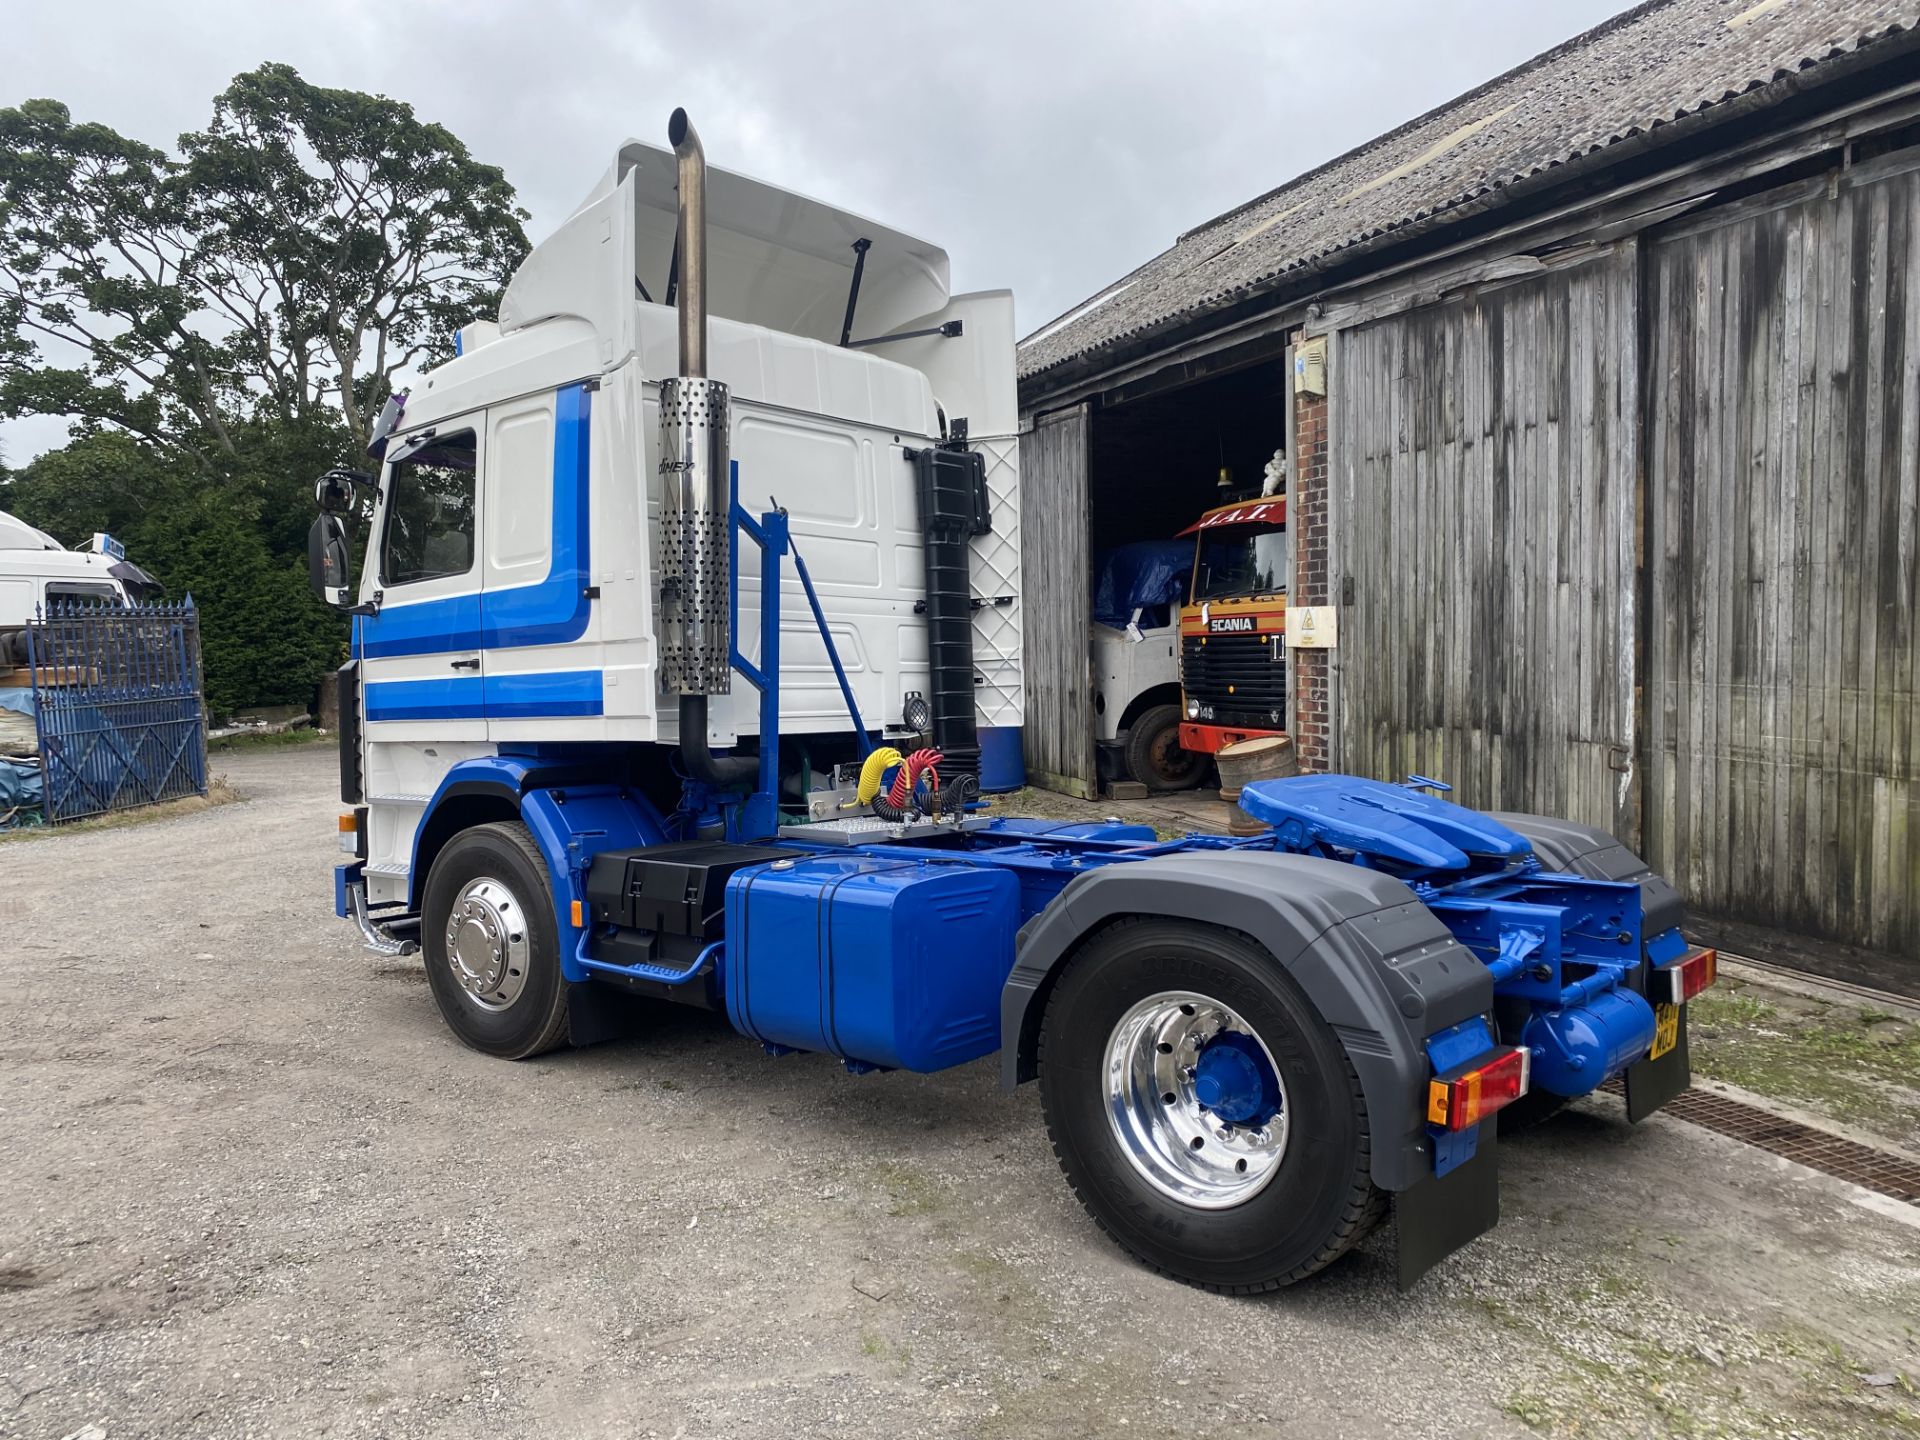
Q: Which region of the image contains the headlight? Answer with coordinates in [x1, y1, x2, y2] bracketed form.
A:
[1186, 698, 1200, 719]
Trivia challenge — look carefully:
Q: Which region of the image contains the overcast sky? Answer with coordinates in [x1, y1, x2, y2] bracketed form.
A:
[2, 0, 1626, 463]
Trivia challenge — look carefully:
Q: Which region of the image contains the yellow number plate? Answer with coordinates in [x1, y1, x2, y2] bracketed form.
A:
[1650, 1001, 1680, 1060]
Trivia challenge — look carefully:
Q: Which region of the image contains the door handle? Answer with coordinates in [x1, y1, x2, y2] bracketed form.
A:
[449, 658, 480, 671]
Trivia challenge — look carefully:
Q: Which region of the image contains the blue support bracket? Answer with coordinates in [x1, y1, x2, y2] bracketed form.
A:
[728, 461, 786, 840]
[1423, 1017, 1498, 1178]
[721, 461, 877, 843]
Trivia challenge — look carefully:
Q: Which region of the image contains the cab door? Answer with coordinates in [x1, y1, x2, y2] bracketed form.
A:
[355, 420, 487, 742]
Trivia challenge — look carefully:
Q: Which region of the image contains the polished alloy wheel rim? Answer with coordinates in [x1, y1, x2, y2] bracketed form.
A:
[1103, 989, 1289, 1208]
[443, 876, 531, 1011]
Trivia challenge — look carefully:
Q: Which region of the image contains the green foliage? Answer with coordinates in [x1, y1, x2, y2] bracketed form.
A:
[1, 69, 529, 460]
[0, 66, 530, 714]
[136, 486, 341, 716]
[0, 99, 222, 459]
[181, 63, 529, 450]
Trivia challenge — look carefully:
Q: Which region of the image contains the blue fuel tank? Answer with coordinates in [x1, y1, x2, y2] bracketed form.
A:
[1522, 986, 1658, 1096]
[722, 854, 1020, 1072]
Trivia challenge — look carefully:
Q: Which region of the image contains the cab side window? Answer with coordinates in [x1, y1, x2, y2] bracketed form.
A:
[382, 432, 477, 586]
[45, 582, 123, 606]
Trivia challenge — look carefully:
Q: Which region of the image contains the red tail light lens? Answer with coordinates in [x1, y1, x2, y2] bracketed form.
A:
[1656, 947, 1718, 1004]
[1427, 1047, 1531, 1132]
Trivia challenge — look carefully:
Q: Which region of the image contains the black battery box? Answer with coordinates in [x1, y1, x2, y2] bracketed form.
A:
[584, 841, 789, 937]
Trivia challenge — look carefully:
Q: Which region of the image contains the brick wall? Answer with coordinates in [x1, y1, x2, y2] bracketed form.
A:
[1292, 379, 1331, 772]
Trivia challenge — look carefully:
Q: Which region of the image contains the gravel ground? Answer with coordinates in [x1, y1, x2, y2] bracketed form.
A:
[3, 744, 1918, 1440]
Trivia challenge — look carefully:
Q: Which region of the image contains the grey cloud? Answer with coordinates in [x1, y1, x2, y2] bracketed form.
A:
[1, 0, 1626, 460]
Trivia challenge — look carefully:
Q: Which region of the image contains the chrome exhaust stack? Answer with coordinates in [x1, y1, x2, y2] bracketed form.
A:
[659, 108, 753, 784]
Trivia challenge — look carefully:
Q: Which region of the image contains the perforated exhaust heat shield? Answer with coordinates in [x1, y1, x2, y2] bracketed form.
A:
[658, 375, 732, 695]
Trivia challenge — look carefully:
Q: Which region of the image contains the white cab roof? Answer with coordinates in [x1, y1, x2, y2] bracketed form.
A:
[0, 512, 64, 551]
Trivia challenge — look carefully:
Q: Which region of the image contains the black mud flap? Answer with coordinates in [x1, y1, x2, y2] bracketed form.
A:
[565, 980, 649, 1047]
[1395, 1123, 1500, 1289]
[1623, 1006, 1691, 1123]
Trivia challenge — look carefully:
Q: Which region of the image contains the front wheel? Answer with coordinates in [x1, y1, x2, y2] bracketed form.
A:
[420, 821, 571, 1059]
[1037, 918, 1383, 1292]
[1123, 704, 1207, 792]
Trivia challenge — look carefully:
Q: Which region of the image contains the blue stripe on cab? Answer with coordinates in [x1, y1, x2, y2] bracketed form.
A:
[364, 670, 604, 722]
[359, 382, 594, 660]
[484, 669, 604, 718]
[482, 384, 594, 650]
[363, 675, 485, 722]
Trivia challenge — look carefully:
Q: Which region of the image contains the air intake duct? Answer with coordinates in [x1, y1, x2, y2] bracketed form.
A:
[911, 445, 990, 782]
[661, 107, 753, 787]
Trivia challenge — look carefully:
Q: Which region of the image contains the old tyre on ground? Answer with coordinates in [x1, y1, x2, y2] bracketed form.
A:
[1037, 917, 1383, 1292]
[1123, 703, 1206, 792]
[420, 821, 570, 1060]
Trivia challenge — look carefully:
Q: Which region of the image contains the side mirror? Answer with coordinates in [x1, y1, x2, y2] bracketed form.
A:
[316, 467, 372, 515]
[308, 513, 353, 608]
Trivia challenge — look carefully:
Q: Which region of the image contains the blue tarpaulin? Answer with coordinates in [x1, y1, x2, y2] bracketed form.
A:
[1092, 540, 1190, 630]
[1, 756, 43, 818]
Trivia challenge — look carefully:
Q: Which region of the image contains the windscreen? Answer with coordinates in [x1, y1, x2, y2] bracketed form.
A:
[1192, 522, 1287, 602]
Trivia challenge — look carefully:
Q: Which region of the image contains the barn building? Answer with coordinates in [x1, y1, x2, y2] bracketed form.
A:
[1017, 0, 1920, 989]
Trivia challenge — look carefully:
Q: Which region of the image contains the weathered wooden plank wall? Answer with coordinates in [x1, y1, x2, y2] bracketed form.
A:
[1646, 160, 1920, 963]
[1329, 246, 1640, 835]
[1019, 404, 1096, 795]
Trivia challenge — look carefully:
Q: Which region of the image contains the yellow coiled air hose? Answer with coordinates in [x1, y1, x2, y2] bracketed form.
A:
[856, 747, 904, 805]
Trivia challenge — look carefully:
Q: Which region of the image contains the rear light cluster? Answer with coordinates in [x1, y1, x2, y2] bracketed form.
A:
[1427, 1047, 1531, 1132]
[1654, 946, 1718, 1005]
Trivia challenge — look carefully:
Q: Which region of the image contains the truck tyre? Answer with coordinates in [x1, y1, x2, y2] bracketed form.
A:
[1123, 704, 1205, 792]
[420, 821, 571, 1060]
[1037, 917, 1384, 1292]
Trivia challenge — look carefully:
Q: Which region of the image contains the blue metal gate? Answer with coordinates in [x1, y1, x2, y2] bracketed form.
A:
[28, 600, 208, 823]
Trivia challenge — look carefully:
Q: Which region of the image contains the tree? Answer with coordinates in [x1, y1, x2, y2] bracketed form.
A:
[181, 63, 530, 451]
[0, 66, 530, 463]
[0, 101, 234, 465]
[0, 67, 530, 716]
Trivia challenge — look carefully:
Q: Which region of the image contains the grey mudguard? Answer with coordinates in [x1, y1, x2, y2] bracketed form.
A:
[1488, 812, 1685, 938]
[1000, 850, 1493, 1193]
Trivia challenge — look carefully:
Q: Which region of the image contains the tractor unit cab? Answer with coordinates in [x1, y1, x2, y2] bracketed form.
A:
[311, 113, 1023, 913]
[315, 113, 1716, 1295]
[1177, 497, 1288, 756]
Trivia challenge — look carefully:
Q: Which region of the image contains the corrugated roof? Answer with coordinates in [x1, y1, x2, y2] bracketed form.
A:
[1019, 0, 1920, 382]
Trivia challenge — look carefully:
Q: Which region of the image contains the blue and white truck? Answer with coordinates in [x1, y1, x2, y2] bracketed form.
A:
[312, 112, 1717, 1290]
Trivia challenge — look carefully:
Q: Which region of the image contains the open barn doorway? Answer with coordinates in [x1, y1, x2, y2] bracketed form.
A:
[1083, 354, 1293, 795]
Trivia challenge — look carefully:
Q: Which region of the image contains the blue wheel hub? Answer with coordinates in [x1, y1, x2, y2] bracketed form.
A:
[1193, 1031, 1283, 1127]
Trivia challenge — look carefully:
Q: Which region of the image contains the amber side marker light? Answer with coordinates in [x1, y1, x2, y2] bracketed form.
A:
[1427, 1047, 1531, 1132]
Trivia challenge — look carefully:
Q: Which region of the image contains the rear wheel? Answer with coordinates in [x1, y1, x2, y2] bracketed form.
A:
[420, 821, 570, 1060]
[1124, 703, 1206, 792]
[1037, 918, 1383, 1292]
